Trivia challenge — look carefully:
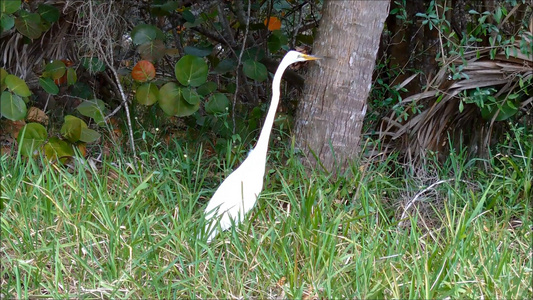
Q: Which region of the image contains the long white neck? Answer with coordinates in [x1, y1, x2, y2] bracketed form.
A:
[254, 58, 293, 156]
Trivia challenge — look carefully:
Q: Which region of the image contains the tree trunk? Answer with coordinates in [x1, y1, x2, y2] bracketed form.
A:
[294, 0, 390, 174]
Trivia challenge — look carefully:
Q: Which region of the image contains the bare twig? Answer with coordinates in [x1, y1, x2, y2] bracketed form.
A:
[398, 179, 454, 227]
[76, 0, 136, 156]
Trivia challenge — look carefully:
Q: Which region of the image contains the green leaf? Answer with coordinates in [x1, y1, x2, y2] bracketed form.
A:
[267, 31, 287, 53]
[61, 115, 87, 143]
[43, 60, 66, 79]
[213, 59, 236, 74]
[76, 99, 106, 126]
[175, 55, 208, 87]
[0, 68, 8, 91]
[131, 24, 165, 45]
[79, 128, 101, 143]
[66, 68, 77, 86]
[481, 101, 519, 121]
[197, 81, 217, 96]
[138, 39, 166, 62]
[296, 34, 314, 45]
[44, 137, 74, 163]
[38, 4, 60, 23]
[5, 74, 31, 97]
[1, 0, 20, 14]
[243, 60, 268, 82]
[158, 82, 199, 116]
[39, 77, 59, 95]
[136, 82, 159, 105]
[14, 10, 42, 39]
[150, 0, 180, 16]
[182, 10, 195, 23]
[205, 93, 229, 114]
[238, 47, 265, 61]
[181, 87, 200, 105]
[70, 82, 92, 99]
[0, 91, 26, 120]
[16, 122, 47, 156]
[81, 57, 105, 73]
[1, 14, 15, 31]
[184, 46, 213, 57]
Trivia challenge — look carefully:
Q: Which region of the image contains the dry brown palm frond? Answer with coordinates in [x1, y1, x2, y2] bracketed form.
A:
[0, 0, 81, 87]
[378, 34, 533, 164]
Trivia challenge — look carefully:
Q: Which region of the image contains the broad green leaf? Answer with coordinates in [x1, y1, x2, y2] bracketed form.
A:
[38, 4, 60, 23]
[76, 99, 106, 126]
[79, 128, 101, 143]
[136, 82, 159, 105]
[1, 14, 14, 31]
[138, 40, 166, 62]
[161, 1, 180, 12]
[158, 82, 181, 115]
[175, 55, 208, 87]
[131, 24, 165, 45]
[205, 93, 229, 114]
[14, 10, 42, 39]
[61, 115, 87, 143]
[184, 46, 213, 57]
[181, 87, 200, 105]
[0, 68, 7, 91]
[81, 57, 105, 73]
[267, 31, 288, 53]
[150, 0, 180, 16]
[44, 137, 74, 163]
[5, 74, 31, 97]
[213, 59, 236, 74]
[43, 60, 66, 79]
[71, 82, 92, 99]
[158, 82, 199, 116]
[197, 81, 217, 96]
[0, 0, 21, 15]
[16, 122, 47, 156]
[481, 101, 519, 121]
[243, 60, 268, 82]
[39, 77, 59, 95]
[296, 34, 314, 45]
[239, 47, 265, 61]
[226, 82, 236, 94]
[67, 68, 77, 86]
[1, 0, 20, 14]
[0, 91, 26, 120]
[182, 10, 195, 23]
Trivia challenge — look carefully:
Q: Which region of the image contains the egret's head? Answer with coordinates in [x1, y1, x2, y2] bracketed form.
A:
[285, 50, 321, 63]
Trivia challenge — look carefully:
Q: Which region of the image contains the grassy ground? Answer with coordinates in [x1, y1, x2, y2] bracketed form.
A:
[1, 135, 531, 299]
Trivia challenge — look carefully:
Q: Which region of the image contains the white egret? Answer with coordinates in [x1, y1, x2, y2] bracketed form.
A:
[202, 50, 321, 242]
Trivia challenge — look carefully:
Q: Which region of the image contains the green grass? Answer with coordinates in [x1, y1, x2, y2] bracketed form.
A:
[1, 137, 531, 299]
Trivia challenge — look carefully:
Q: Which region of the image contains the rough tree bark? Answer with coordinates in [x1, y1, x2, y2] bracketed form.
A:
[294, 0, 390, 174]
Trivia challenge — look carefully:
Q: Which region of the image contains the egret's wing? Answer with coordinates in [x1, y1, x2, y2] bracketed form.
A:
[204, 170, 245, 217]
[202, 152, 266, 241]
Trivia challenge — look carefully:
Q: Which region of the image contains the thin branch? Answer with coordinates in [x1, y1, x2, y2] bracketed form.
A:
[398, 179, 454, 227]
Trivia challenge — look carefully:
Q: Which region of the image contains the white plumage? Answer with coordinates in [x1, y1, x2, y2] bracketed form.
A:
[202, 50, 321, 242]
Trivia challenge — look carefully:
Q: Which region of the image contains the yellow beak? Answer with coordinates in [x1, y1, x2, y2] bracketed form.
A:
[301, 54, 322, 60]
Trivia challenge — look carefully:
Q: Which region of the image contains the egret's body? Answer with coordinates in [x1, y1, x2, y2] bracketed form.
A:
[203, 51, 320, 242]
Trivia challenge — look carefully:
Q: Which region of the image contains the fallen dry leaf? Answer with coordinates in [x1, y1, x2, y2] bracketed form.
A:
[26, 107, 49, 125]
[1, 119, 26, 140]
